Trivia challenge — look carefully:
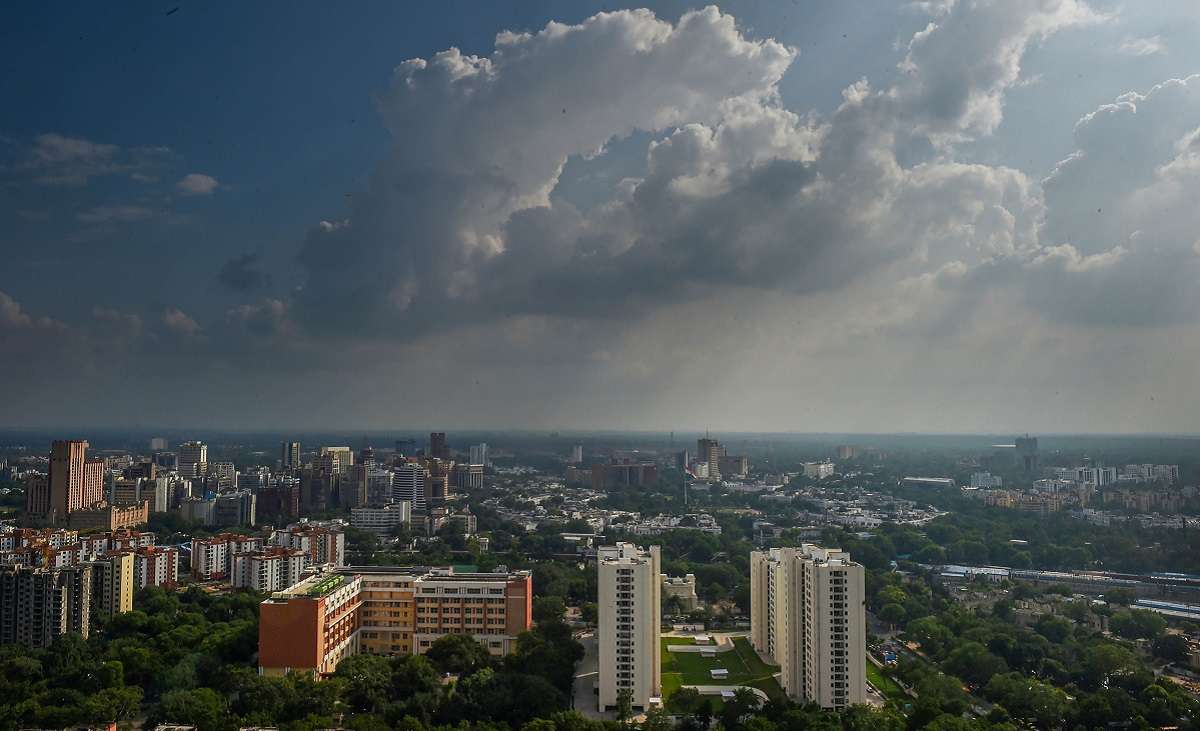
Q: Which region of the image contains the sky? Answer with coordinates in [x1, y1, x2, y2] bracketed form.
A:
[2, 0, 1199, 433]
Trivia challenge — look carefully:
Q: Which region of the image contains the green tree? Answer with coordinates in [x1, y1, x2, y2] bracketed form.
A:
[425, 633, 493, 675]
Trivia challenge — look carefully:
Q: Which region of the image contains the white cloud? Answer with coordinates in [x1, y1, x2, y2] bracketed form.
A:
[1118, 35, 1166, 56]
[161, 307, 201, 337]
[176, 173, 219, 195]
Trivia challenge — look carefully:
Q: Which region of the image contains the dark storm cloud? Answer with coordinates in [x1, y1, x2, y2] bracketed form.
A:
[217, 253, 271, 293]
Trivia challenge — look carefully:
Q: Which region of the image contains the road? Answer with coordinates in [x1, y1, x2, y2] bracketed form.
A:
[572, 631, 609, 719]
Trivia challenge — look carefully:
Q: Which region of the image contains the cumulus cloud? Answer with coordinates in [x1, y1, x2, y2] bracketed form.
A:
[217, 253, 270, 292]
[177, 173, 219, 195]
[161, 307, 201, 337]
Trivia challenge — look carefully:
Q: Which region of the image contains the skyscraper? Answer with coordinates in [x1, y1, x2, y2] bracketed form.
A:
[48, 440, 105, 524]
[597, 543, 661, 712]
[430, 432, 449, 460]
[569, 445, 583, 464]
[149, 437, 168, 451]
[393, 463, 429, 513]
[750, 545, 865, 710]
[696, 437, 723, 478]
[178, 441, 208, 479]
[281, 441, 301, 468]
[469, 443, 488, 466]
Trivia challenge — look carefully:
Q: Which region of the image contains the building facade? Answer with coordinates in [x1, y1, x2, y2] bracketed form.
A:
[597, 543, 661, 712]
[258, 566, 533, 676]
[750, 545, 865, 710]
[0, 564, 93, 647]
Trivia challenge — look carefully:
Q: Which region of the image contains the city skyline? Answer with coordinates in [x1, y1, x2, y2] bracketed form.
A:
[4, 1, 1200, 433]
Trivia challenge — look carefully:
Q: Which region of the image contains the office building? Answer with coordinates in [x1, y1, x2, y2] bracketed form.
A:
[0, 563, 93, 648]
[591, 459, 658, 490]
[835, 445, 857, 460]
[750, 545, 865, 710]
[469, 443, 489, 467]
[232, 546, 309, 593]
[1015, 435, 1039, 474]
[802, 461, 835, 480]
[44, 440, 106, 524]
[178, 441, 208, 479]
[430, 432, 449, 460]
[319, 446, 354, 472]
[149, 437, 168, 451]
[257, 481, 301, 521]
[696, 437, 723, 478]
[570, 445, 584, 464]
[350, 503, 412, 536]
[258, 565, 532, 676]
[718, 455, 749, 478]
[451, 462, 484, 491]
[393, 463, 429, 513]
[214, 490, 257, 527]
[67, 502, 148, 531]
[597, 543, 661, 712]
[86, 552, 135, 622]
[281, 441, 301, 469]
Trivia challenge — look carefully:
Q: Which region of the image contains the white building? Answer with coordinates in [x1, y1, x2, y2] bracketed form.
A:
[393, 463, 428, 513]
[569, 445, 583, 464]
[469, 443, 489, 467]
[350, 502, 412, 536]
[597, 543, 661, 712]
[750, 545, 865, 710]
[803, 461, 835, 480]
[970, 472, 1003, 489]
[231, 547, 308, 592]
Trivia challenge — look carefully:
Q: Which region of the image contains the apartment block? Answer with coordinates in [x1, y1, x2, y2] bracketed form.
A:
[0, 563, 93, 648]
[258, 566, 532, 676]
[232, 547, 309, 593]
[750, 545, 865, 710]
[190, 534, 264, 580]
[597, 543, 661, 712]
[86, 552, 135, 622]
[134, 546, 179, 589]
[272, 524, 345, 567]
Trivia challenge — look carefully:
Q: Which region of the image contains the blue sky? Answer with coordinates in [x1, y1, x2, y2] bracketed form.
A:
[2, 2, 1200, 431]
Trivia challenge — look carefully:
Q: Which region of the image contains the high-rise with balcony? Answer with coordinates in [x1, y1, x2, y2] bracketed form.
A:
[750, 545, 865, 710]
[597, 543, 661, 712]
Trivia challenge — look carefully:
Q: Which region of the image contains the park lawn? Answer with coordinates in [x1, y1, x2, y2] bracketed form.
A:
[866, 661, 908, 703]
[660, 636, 784, 700]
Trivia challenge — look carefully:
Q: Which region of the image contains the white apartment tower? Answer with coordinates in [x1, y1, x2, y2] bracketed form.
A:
[598, 543, 661, 712]
[750, 545, 865, 710]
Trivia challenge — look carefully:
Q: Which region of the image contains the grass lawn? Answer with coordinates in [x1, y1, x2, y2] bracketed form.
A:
[660, 636, 784, 701]
[866, 661, 908, 703]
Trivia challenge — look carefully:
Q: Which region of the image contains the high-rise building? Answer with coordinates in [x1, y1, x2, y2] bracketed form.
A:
[272, 523, 346, 567]
[46, 440, 105, 524]
[149, 437, 168, 451]
[178, 441, 208, 479]
[319, 446, 353, 472]
[0, 563, 93, 647]
[258, 565, 532, 677]
[430, 432, 449, 460]
[133, 546, 179, 589]
[393, 463, 429, 513]
[452, 463, 484, 491]
[214, 490, 257, 527]
[469, 443, 489, 466]
[750, 545, 865, 710]
[591, 459, 658, 490]
[281, 441, 301, 469]
[190, 534, 264, 581]
[1015, 435, 1039, 474]
[86, 551, 135, 622]
[696, 437, 723, 478]
[597, 543, 661, 712]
